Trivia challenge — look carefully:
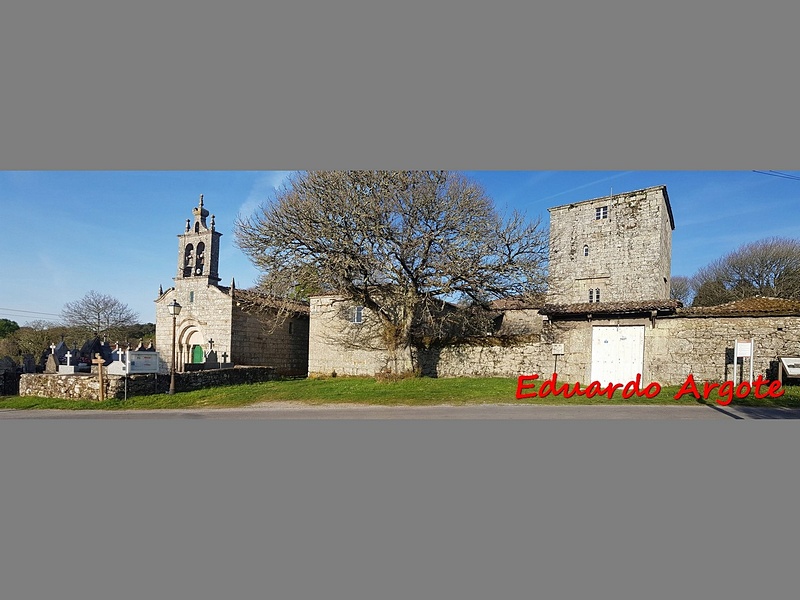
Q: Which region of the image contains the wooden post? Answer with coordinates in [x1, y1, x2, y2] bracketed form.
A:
[93, 353, 106, 402]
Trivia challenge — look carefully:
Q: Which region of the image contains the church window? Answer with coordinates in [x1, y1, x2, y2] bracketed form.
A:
[350, 306, 363, 324]
[189, 291, 195, 303]
[595, 288, 600, 302]
[595, 206, 608, 220]
[583, 245, 589, 256]
[589, 289, 594, 303]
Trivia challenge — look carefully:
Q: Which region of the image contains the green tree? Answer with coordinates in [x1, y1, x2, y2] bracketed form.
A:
[0, 318, 20, 338]
[691, 237, 800, 306]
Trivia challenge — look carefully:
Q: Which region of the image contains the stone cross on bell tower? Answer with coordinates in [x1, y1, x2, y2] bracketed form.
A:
[175, 194, 222, 285]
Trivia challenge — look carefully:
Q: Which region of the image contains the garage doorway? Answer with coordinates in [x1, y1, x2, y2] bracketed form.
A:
[590, 326, 645, 384]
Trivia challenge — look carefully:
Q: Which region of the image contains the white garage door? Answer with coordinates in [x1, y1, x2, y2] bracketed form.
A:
[590, 326, 645, 384]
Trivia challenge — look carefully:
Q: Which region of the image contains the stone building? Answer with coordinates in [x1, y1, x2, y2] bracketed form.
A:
[307, 185, 800, 385]
[547, 185, 674, 304]
[154, 196, 309, 376]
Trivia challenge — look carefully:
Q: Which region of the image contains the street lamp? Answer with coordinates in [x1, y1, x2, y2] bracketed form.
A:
[168, 299, 182, 394]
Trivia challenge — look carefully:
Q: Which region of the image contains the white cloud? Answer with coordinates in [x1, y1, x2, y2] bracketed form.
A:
[238, 171, 295, 219]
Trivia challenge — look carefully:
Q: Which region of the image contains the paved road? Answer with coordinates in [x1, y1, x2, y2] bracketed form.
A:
[2, 403, 799, 419]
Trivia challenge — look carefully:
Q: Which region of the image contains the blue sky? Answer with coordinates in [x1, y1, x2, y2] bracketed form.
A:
[1, 170, 798, 326]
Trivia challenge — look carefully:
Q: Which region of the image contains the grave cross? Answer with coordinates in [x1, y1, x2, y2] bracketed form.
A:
[208, 338, 215, 350]
[65, 351, 72, 366]
[50, 343, 57, 355]
[221, 351, 228, 363]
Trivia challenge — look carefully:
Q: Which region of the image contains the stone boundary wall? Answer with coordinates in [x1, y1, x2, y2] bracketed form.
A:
[19, 366, 278, 401]
[309, 312, 800, 385]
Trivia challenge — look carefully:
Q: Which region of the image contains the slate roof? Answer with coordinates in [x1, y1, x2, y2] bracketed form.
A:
[677, 297, 800, 317]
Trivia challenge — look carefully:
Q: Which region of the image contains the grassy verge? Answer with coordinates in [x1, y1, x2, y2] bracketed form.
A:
[2, 376, 800, 410]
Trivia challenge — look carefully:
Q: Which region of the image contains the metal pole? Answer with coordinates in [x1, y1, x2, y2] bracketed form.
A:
[169, 313, 177, 394]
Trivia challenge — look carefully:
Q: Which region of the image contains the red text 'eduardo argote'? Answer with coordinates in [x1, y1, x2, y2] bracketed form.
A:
[516, 373, 784, 406]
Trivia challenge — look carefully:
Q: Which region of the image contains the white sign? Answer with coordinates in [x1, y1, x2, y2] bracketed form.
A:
[551, 344, 565, 355]
[733, 338, 755, 385]
[127, 352, 160, 374]
[780, 358, 800, 377]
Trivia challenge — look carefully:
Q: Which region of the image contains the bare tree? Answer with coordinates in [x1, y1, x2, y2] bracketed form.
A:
[669, 275, 692, 305]
[235, 171, 548, 372]
[690, 237, 800, 306]
[61, 290, 139, 337]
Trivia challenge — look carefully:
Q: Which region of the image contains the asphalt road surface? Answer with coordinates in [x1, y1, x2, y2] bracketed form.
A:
[2, 403, 800, 419]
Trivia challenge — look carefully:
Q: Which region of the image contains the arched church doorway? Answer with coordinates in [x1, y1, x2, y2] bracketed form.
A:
[191, 344, 204, 364]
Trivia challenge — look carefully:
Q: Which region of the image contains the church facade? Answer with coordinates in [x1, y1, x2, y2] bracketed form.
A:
[154, 196, 309, 376]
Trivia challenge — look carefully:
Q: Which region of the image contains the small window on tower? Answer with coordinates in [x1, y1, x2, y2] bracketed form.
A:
[350, 306, 363, 324]
[589, 289, 594, 303]
[595, 206, 608, 220]
[583, 245, 589, 257]
[189, 291, 195, 303]
[595, 288, 601, 302]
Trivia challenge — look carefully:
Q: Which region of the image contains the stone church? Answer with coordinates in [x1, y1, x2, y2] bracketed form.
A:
[154, 196, 309, 376]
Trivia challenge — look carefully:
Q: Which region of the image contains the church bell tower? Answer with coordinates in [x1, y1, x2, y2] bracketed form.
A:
[176, 194, 222, 285]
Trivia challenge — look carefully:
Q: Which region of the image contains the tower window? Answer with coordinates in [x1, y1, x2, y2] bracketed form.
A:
[595, 206, 608, 220]
[189, 291, 195, 303]
[589, 289, 594, 303]
[583, 245, 589, 257]
[595, 288, 600, 302]
[350, 306, 363, 324]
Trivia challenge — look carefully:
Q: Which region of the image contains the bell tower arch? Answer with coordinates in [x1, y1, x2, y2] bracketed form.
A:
[176, 194, 222, 285]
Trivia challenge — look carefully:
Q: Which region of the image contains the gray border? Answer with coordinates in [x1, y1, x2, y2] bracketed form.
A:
[3, 3, 800, 600]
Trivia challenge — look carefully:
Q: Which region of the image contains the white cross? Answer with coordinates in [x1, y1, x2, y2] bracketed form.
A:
[65, 351, 72, 366]
[50, 343, 57, 355]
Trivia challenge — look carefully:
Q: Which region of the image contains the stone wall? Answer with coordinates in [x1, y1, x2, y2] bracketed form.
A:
[308, 299, 800, 385]
[19, 366, 279, 401]
[231, 307, 309, 376]
[547, 186, 673, 304]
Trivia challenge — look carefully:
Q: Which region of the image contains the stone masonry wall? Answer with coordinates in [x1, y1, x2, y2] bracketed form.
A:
[19, 366, 279, 401]
[309, 299, 800, 385]
[547, 187, 672, 304]
[231, 307, 309, 376]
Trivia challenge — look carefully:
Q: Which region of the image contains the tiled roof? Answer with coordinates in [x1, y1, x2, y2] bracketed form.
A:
[678, 297, 800, 317]
[540, 299, 682, 316]
[490, 296, 545, 310]
[229, 287, 310, 315]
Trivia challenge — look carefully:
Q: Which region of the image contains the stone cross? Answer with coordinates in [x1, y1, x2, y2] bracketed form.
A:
[50, 343, 57, 355]
[93, 353, 106, 402]
[208, 338, 215, 350]
[65, 351, 72, 366]
[221, 351, 228, 363]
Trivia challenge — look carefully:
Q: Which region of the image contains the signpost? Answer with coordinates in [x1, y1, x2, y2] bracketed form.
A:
[733, 338, 754, 386]
[92, 353, 106, 402]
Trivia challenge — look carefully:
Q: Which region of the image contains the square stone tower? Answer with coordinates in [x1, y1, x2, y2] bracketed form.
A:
[546, 185, 674, 305]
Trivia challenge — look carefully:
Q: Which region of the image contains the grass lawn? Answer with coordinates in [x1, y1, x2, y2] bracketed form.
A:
[2, 376, 800, 410]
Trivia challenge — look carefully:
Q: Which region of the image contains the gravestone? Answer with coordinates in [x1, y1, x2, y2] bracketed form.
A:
[0, 356, 17, 374]
[58, 350, 76, 374]
[23, 354, 36, 374]
[45, 353, 59, 374]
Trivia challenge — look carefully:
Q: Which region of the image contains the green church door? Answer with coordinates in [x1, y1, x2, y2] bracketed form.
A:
[191, 344, 204, 364]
